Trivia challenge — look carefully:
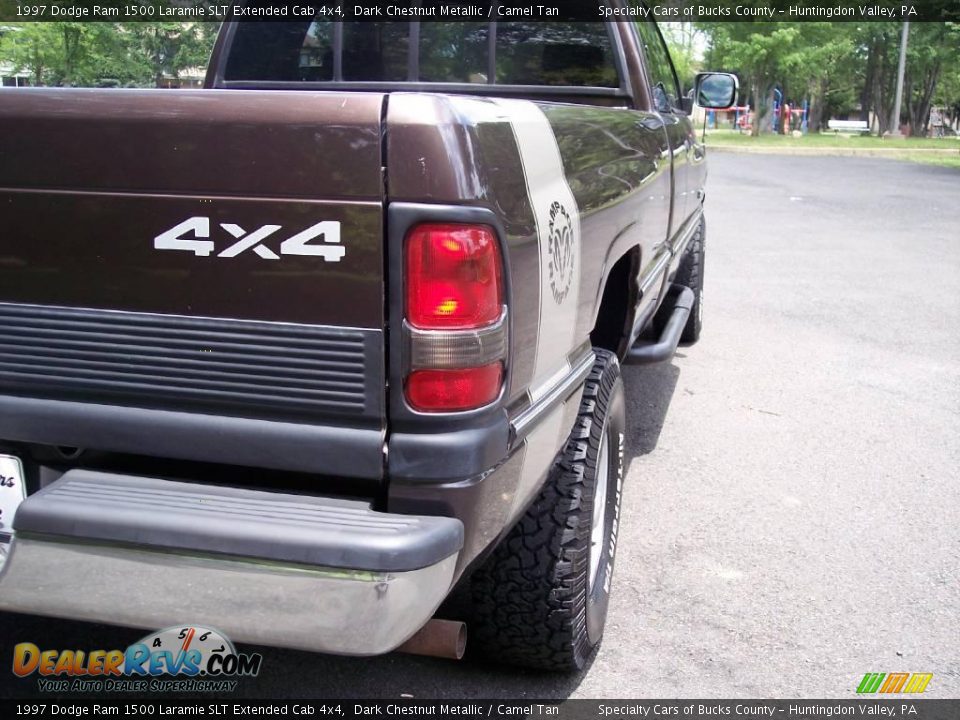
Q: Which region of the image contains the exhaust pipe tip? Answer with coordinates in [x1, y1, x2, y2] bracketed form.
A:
[396, 619, 467, 661]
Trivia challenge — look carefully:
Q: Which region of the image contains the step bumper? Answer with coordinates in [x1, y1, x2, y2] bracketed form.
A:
[0, 470, 463, 656]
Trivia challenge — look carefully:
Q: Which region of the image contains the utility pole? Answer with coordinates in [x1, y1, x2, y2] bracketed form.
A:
[889, 21, 909, 136]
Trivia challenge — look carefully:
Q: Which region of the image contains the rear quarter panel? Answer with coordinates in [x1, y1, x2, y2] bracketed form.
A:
[386, 92, 673, 575]
[386, 93, 672, 408]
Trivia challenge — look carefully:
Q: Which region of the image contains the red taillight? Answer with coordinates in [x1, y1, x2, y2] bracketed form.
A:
[406, 224, 502, 329]
[404, 222, 507, 413]
[406, 364, 503, 412]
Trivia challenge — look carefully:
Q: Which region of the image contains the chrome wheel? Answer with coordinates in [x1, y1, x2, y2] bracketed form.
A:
[589, 420, 610, 589]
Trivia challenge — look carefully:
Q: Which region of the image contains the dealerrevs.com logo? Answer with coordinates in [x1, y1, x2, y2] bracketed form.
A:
[13, 625, 262, 693]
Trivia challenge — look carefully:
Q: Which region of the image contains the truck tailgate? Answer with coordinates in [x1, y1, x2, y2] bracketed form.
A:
[0, 89, 387, 478]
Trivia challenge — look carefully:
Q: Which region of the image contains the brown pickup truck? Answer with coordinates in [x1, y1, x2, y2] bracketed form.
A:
[0, 8, 735, 671]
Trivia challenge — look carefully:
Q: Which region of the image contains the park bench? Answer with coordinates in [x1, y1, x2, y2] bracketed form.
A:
[828, 119, 870, 135]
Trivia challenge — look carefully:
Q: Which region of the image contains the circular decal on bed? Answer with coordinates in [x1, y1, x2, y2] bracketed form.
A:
[548, 200, 576, 305]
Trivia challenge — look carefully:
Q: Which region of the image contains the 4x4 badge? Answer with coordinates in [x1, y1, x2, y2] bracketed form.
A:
[154, 217, 344, 262]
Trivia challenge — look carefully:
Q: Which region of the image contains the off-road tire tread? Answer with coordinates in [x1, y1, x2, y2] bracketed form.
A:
[469, 349, 621, 671]
[675, 216, 705, 343]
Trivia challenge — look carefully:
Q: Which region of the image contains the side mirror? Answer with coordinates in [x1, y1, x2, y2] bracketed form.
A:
[694, 72, 738, 109]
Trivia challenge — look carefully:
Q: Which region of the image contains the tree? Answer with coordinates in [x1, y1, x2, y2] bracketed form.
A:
[701, 23, 801, 135]
[1, 23, 100, 86]
[659, 22, 704, 92]
[902, 23, 960, 136]
[697, 20, 957, 137]
[855, 22, 901, 134]
[933, 48, 960, 131]
[780, 23, 857, 133]
[120, 23, 216, 87]
[0, 22, 216, 87]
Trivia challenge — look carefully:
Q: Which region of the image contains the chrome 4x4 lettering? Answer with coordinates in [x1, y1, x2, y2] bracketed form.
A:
[154, 217, 344, 262]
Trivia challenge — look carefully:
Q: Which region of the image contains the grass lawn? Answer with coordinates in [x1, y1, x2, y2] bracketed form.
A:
[893, 153, 960, 169]
[704, 128, 960, 149]
[702, 129, 960, 168]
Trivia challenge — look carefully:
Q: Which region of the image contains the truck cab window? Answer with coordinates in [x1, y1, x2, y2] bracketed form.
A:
[298, 21, 333, 81]
[635, 20, 682, 113]
[225, 17, 619, 90]
[495, 21, 619, 88]
[299, 21, 411, 82]
[419, 23, 490, 83]
[342, 23, 410, 82]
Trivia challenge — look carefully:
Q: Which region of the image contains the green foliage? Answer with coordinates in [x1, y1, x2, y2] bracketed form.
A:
[3, 18, 959, 137]
[1, 23, 98, 86]
[121, 23, 217, 86]
[699, 23, 801, 135]
[658, 22, 702, 91]
[934, 53, 960, 124]
[901, 22, 960, 135]
[695, 21, 960, 136]
[0, 22, 216, 87]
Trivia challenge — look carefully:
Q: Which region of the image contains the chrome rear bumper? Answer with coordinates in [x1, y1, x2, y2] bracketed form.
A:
[0, 470, 463, 656]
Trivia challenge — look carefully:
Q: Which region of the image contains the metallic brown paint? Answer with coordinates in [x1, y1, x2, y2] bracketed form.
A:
[0, 88, 387, 328]
[0, 17, 711, 591]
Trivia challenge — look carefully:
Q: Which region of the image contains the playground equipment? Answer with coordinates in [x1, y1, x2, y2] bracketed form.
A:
[704, 99, 808, 135]
[705, 106, 753, 132]
[701, 84, 811, 135]
[772, 91, 810, 134]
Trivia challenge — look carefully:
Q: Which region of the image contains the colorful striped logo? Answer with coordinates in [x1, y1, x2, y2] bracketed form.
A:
[857, 673, 933, 694]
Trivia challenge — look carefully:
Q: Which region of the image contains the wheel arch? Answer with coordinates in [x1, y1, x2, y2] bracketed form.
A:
[590, 245, 641, 362]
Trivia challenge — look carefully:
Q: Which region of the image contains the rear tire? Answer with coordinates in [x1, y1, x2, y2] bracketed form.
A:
[676, 216, 705, 344]
[469, 349, 626, 671]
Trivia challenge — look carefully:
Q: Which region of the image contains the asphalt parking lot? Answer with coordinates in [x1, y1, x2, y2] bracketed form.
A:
[1, 153, 958, 699]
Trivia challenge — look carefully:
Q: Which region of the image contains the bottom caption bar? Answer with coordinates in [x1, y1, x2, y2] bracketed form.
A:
[3, 701, 960, 720]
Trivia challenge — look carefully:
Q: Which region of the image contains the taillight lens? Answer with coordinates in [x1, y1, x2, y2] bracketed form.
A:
[406, 224, 502, 329]
[404, 222, 506, 413]
[406, 364, 503, 412]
